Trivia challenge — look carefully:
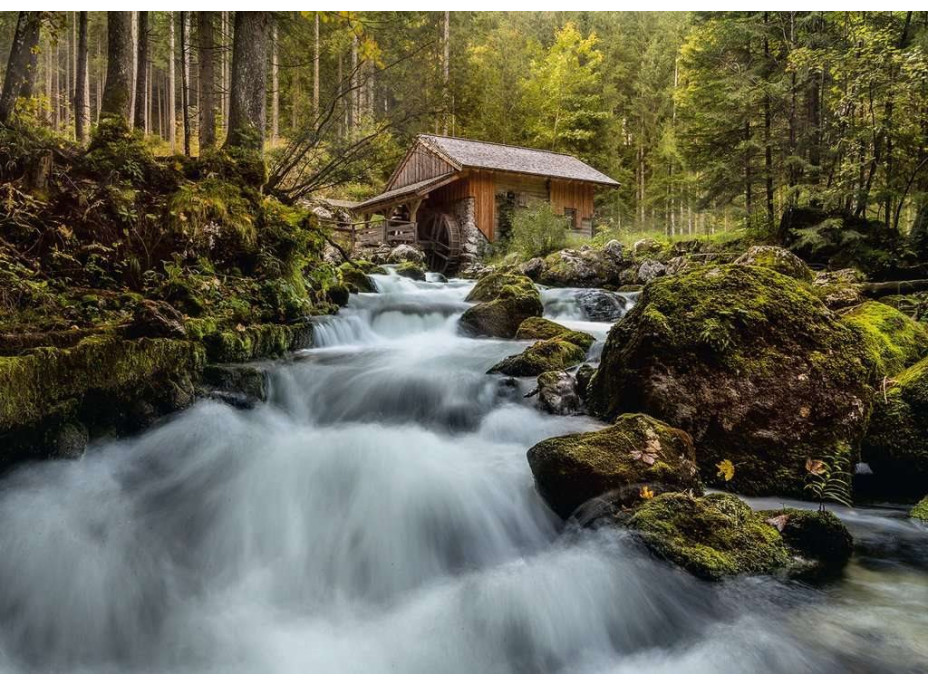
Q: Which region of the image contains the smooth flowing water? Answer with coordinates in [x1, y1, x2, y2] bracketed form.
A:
[0, 272, 926, 673]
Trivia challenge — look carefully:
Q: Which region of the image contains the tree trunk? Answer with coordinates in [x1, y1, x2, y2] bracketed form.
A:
[763, 13, 774, 230]
[225, 11, 270, 151]
[198, 11, 217, 150]
[74, 12, 90, 143]
[180, 11, 191, 155]
[0, 12, 43, 125]
[313, 13, 320, 119]
[100, 11, 134, 128]
[168, 13, 176, 151]
[270, 18, 278, 145]
[442, 10, 450, 135]
[133, 11, 148, 132]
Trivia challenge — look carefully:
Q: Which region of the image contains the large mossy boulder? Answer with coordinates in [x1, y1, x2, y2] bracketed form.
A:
[587, 265, 874, 497]
[459, 272, 543, 338]
[627, 492, 791, 581]
[488, 337, 585, 376]
[536, 247, 626, 288]
[734, 245, 813, 281]
[841, 301, 928, 378]
[527, 413, 701, 518]
[862, 357, 928, 497]
[514, 317, 595, 349]
[911, 496, 928, 522]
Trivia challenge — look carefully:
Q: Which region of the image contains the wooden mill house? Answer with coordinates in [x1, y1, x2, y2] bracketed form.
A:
[346, 135, 619, 272]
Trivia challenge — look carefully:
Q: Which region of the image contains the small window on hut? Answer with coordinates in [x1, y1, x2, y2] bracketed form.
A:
[563, 207, 577, 228]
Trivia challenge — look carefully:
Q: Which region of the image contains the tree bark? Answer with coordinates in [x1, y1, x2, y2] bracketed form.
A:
[180, 11, 191, 155]
[74, 12, 90, 143]
[198, 11, 217, 150]
[225, 11, 270, 151]
[168, 13, 176, 151]
[100, 11, 134, 128]
[270, 18, 278, 145]
[0, 12, 43, 126]
[442, 10, 450, 135]
[133, 11, 148, 132]
[313, 13, 320, 119]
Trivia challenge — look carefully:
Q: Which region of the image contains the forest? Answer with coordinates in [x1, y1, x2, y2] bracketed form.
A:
[0, 10, 928, 675]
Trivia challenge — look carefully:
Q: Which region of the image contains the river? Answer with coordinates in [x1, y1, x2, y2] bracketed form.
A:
[0, 270, 925, 672]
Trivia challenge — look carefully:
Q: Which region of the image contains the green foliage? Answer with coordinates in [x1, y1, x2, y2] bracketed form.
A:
[803, 455, 854, 511]
[507, 203, 573, 258]
[842, 301, 928, 378]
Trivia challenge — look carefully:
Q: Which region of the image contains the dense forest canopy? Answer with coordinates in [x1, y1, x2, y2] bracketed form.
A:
[1, 10, 927, 238]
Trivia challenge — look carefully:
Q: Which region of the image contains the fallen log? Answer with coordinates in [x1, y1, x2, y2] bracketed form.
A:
[860, 279, 928, 298]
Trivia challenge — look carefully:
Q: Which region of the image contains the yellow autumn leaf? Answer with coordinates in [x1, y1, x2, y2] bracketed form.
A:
[716, 459, 735, 482]
[805, 458, 826, 476]
[639, 486, 654, 500]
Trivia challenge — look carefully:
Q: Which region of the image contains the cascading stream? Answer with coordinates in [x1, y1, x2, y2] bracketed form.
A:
[0, 272, 925, 672]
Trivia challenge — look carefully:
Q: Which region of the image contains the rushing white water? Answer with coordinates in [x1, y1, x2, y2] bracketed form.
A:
[0, 272, 926, 673]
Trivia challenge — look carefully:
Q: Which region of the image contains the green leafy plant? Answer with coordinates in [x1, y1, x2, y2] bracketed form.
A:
[804, 455, 853, 511]
[508, 202, 572, 258]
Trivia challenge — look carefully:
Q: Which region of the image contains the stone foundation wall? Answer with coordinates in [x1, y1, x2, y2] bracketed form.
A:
[453, 196, 488, 263]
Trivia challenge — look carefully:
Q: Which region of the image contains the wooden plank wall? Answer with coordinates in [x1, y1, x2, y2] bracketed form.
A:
[550, 179, 595, 229]
[494, 172, 550, 206]
[388, 145, 455, 190]
[467, 171, 497, 241]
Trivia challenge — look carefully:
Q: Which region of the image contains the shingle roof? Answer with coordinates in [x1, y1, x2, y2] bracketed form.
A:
[352, 173, 458, 213]
[419, 135, 619, 187]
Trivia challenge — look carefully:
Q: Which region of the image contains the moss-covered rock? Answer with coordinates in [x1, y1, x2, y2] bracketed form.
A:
[734, 245, 814, 281]
[911, 496, 928, 522]
[587, 265, 874, 497]
[394, 261, 426, 281]
[811, 268, 865, 309]
[536, 248, 626, 288]
[338, 263, 376, 294]
[841, 301, 928, 378]
[465, 271, 538, 303]
[862, 357, 928, 497]
[760, 508, 853, 575]
[514, 317, 595, 351]
[201, 322, 313, 363]
[527, 413, 701, 518]
[459, 273, 544, 341]
[201, 363, 269, 407]
[488, 338, 585, 376]
[627, 492, 791, 581]
[534, 370, 581, 415]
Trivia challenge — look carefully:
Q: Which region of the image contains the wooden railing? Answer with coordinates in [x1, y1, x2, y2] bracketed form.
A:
[330, 219, 418, 251]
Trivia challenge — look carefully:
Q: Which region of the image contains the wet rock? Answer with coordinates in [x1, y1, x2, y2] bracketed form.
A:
[575, 364, 595, 400]
[761, 508, 853, 576]
[126, 299, 186, 339]
[636, 259, 666, 284]
[537, 248, 624, 288]
[627, 492, 790, 581]
[488, 338, 585, 376]
[665, 256, 689, 276]
[576, 290, 628, 322]
[527, 413, 701, 518]
[388, 244, 426, 265]
[588, 265, 874, 497]
[394, 261, 426, 281]
[734, 245, 813, 281]
[863, 357, 928, 498]
[459, 272, 543, 338]
[514, 317, 594, 350]
[326, 283, 350, 307]
[535, 371, 581, 415]
[339, 262, 376, 293]
[201, 363, 269, 408]
[519, 257, 545, 280]
[51, 421, 89, 460]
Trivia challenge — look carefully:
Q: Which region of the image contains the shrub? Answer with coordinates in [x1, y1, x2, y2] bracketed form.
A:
[508, 203, 572, 258]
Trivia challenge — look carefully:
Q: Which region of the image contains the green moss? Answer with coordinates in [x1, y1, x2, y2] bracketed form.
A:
[488, 338, 585, 376]
[527, 413, 701, 518]
[758, 508, 853, 572]
[842, 301, 928, 378]
[338, 263, 376, 294]
[202, 322, 313, 363]
[734, 245, 814, 281]
[466, 272, 538, 303]
[167, 178, 256, 248]
[458, 294, 545, 339]
[515, 317, 595, 351]
[628, 492, 791, 580]
[588, 264, 873, 497]
[911, 496, 928, 521]
[863, 357, 928, 496]
[0, 335, 205, 431]
[395, 261, 426, 281]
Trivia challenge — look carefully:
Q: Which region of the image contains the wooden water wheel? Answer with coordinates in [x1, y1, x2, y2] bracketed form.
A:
[417, 211, 462, 274]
